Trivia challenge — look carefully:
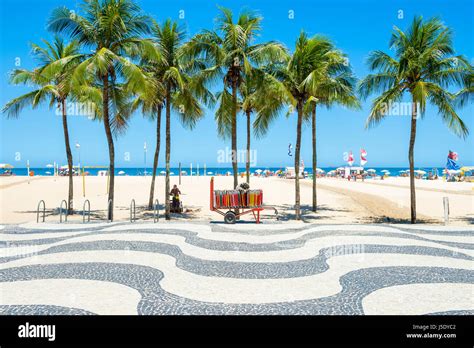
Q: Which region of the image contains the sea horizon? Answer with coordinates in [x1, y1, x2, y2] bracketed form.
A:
[6, 166, 454, 177]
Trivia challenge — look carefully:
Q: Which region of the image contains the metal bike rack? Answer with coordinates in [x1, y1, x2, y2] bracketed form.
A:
[83, 200, 91, 223]
[153, 199, 159, 223]
[59, 200, 68, 223]
[130, 199, 136, 223]
[107, 199, 113, 222]
[37, 200, 46, 223]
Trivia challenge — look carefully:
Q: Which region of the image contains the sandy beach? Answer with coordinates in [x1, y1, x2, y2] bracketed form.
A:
[0, 175, 472, 225]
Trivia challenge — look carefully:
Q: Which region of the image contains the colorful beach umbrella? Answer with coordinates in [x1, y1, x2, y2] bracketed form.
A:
[0, 163, 14, 169]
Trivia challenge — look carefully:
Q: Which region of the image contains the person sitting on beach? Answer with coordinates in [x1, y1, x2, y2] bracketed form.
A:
[170, 185, 181, 208]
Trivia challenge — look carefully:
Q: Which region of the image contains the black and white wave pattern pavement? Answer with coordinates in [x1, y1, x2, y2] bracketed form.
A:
[0, 222, 473, 315]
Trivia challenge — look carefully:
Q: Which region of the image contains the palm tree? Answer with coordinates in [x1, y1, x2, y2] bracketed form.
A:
[2, 37, 83, 214]
[151, 20, 211, 219]
[301, 40, 360, 212]
[256, 32, 348, 220]
[130, 74, 164, 209]
[359, 16, 471, 223]
[240, 77, 259, 183]
[185, 7, 286, 189]
[48, 0, 155, 220]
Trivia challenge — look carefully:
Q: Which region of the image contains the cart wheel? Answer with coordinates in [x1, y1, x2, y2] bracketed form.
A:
[224, 211, 236, 224]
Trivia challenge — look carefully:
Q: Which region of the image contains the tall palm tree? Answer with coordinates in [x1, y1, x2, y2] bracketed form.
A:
[185, 7, 286, 189]
[130, 75, 164, 209]
[152, 19, 211, 219]
[256, 32, 345, 220]
[48, 0, 155, 220]
[240, 77, 258, 183]
[301, 40, 360, 212]
[2, 37, 83, 214]
[359, 16, 471, 223]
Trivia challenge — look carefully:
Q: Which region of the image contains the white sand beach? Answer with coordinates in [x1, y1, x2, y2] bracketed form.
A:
[0, 175, 472, 225]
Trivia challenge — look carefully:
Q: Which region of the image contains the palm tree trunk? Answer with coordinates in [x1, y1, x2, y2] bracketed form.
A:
[409, 99, 417, 223]
[61, 99, 74, 215]
[246, 110, 251, 184]
[294, 100, 303, 220]
[165, 86, 171, 220]
[103, 74, 115, 221]
[312, 104, 317, 212]
[231, 83, 238, 189]
[148, 105, 162, 209]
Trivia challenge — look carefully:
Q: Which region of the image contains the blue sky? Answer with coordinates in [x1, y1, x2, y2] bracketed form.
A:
[0, 0, 473, 168]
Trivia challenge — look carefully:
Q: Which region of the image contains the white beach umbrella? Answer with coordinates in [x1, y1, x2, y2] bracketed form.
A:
[170, 172, 175, 175]
[367, 169, 376, 173]
[45, 171, 52, 175]
[226, 171, 231, 175]
[160, 170, 166, 174]
[45, 164, 54, 168]
[315, 168, 325, 173]
[336, 167, 344, 171]
[415, 170, 427, 175]
[207, 171, 213, 175]
[118, 170, 125, 175]
[255, 169, 263, 173]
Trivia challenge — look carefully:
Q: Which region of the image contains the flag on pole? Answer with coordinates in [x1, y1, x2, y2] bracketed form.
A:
[347, 151, 354, 166]
[446, 150, 460, 170]
[360, 148, 367, 166]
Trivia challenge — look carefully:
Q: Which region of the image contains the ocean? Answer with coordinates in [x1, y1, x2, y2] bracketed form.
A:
[6, 167, 445, 177]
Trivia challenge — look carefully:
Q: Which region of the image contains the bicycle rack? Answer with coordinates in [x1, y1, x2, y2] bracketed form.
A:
[37, 200, 46, 223]
[107, 199, 113, 222]
[153, 199, 159, 223]
[130, 199, 136, 223]
[83, 200, 91, 223]
[59, 200, 68, 223]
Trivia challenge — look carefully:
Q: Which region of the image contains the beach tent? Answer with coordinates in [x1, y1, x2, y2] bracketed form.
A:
[284, 167, 305, 178]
